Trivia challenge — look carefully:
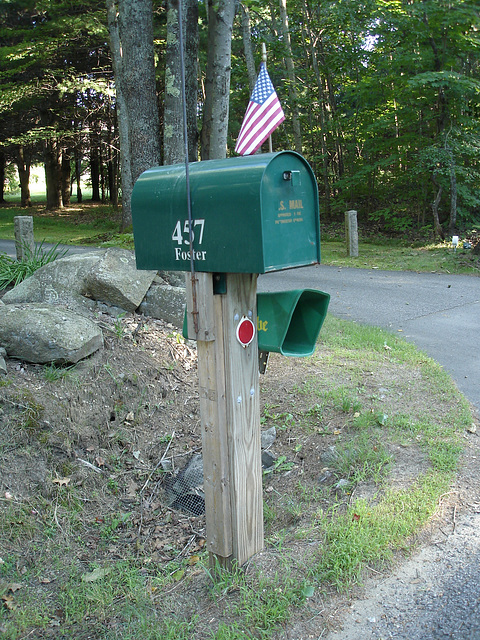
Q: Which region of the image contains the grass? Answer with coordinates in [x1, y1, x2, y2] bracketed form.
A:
[321, 236, 479, 275]
[0, 203, 126, 248]
[0, 241, 68, 288]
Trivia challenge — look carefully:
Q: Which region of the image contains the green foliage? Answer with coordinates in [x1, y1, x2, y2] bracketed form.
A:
[0, 241, 67, 289]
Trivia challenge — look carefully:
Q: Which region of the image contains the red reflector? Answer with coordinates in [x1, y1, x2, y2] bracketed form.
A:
[236, 316, 255, 347]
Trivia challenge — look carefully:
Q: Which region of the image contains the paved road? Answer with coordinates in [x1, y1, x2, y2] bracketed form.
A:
[259, 264, 480, 411]
[2, 239, 478, 409]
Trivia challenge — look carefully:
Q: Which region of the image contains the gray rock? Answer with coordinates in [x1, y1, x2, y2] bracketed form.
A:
[138, 282, 186, 328]
[321, 445, 340, 467]
[0, 303, 103, 364]
[318, 469, 333, 484]
[158, 271, 186, 288]
[261, 426, 277, 449]
[2, 252, 105, 310]
[85, 248, 157, 312]
[261, 450, 277, 469]
[0, 356, 6, 375]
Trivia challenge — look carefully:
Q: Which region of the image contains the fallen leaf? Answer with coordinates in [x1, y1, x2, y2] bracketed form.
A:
[81, 567, 111, 583]
[52, 477, 70, 487]
[188, 555, 200, 565]
[127, 480, 138, 498]
[2, 595, 15, 610]
[125, 411, 135, 422]
[8, 583, 23, 593]
[39, 578, 52, 584]
[352, 513, 361, 521]
[95, 456, 105, 467]
[4, 492, 13, 500]
[171, 569, 185, 581]
[302, 584, 315, 598]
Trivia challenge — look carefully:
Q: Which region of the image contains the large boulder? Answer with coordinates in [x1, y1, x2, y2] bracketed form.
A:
[0, 303, 103, 364]
[138, 281, 186, 328]
[2, 252, 105, 312]
[84, 248, 157, 312]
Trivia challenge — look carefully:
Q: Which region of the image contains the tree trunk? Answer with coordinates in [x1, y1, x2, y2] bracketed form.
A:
[107, 0, 161, 228]
[74, 150, 83, 203]
[240, 4, 257, 93]
[61, 148, 72, 206]
[106, 0, 133, 227]
[278, 0, 302, 154]
[119, 0, 161, 181]
[302, 0, 330, 214]
[44, 140, 63, 210]
[90, 143, 101, 202]
[15, 146, 32, 208]
[449, 164, 457, 234]
[431, 173, 444, 240]
[163, 0, 199, 165]
[200, 0, 236, 160]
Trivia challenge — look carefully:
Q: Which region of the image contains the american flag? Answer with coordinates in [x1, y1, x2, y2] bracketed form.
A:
[235, 63, 285, 156]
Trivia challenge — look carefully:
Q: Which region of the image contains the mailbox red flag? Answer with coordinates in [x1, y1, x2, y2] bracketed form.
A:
[235, 63, 285, 156]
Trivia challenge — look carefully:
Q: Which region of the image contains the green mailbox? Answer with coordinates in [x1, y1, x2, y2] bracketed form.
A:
[131, 151, 320, 274]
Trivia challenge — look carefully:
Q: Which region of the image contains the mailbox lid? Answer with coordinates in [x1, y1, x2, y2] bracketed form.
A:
[131, 151, 320, 273]
[261, 152, 320, 272]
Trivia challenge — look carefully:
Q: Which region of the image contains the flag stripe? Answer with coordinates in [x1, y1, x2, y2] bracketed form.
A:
[237, 107, 285, 156]
[235, 63, 285, 156]
[236, 93, 279, 146]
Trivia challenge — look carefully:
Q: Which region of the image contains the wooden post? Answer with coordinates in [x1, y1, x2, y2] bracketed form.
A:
[345, 209, 359, 257]
[14, 216, 35, 261]
[186, 273, 264, 568]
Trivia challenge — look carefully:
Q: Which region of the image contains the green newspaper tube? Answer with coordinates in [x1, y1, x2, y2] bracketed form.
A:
[183, 289, 330, 358]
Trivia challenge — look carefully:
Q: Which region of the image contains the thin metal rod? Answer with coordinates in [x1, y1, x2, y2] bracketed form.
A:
[177, 0, 199, 333]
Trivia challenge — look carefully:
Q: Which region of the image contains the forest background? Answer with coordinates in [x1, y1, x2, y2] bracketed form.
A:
[1, 0, 480, 241]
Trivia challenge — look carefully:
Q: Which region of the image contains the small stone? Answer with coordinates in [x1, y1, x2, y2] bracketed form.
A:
[261, 450, 276, 469]
[261, 426, 276, 449]
[318, 469, 333, 484]
[321, 446, 340, 466]
[0, 356, 6, 376]
[334, 478, 349, 490]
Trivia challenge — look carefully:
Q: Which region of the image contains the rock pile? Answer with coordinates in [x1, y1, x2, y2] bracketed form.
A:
[0, 248, 186, 370]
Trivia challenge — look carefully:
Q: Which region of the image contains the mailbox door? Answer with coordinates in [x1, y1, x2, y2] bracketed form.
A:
[261, 153, 320, 272]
